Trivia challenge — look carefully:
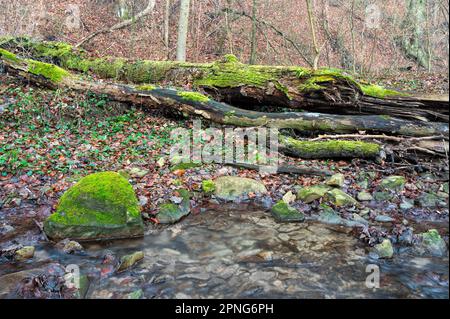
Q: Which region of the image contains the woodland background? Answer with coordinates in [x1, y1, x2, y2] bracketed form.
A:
[0, 0, 448, 80]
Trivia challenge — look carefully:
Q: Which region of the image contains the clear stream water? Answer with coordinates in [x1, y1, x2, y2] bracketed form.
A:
[0, 205, 448, 299]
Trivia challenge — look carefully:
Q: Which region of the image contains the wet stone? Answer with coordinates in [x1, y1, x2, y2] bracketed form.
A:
[271, 200, 305, 223]
[380, 176, 406, 191]
[357, 191, 373, 201]
[417, 192, 442, 208]
[326, 189, 358, 207]
[418, 229, 447, 257]
[373, 239, 394, 259]
[375, 215, 395, 223]
[373, 191, 394, 202]
[326, 174, 345, 188]
[297, 185, 331, 203]
[13, 246, 35, 261]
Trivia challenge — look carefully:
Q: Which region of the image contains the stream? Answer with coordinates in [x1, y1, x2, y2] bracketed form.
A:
[0, 204, 448, 299]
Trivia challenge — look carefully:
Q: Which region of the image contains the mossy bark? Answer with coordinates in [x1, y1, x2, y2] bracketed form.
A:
[1, 38, 448, 122]
[1, 48, 448, 140]
[279, 136, 382, 159]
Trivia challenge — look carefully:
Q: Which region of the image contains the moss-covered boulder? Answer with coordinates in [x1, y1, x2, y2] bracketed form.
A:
[296, 185, 331, 203]
[271, 200, 305, 222]
[213, 176, 267, 201]
[44, 172, 144, 241]
[325, 189, 358, 207]
[380, 176, 406, 191]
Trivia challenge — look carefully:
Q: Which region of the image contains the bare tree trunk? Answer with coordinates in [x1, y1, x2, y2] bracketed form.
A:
[225, 0, 234, 55]
[176, 0, 190, 62]
[350, 0, 357, 73]
[306, 0, 321, 70]
[402, 0, 430, 69]
[164, 0, 171, 59]
[75, 0, 156, 48]
[249, 0, 258, 65]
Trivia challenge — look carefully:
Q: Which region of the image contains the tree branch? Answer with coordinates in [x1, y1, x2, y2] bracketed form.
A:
[75, 0, 156, 48]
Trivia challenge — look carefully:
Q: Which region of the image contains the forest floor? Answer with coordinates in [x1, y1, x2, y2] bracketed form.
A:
[0, 72, 448, 298]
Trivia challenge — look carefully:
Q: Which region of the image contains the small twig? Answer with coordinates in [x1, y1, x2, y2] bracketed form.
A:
[405, 146, 446, 157]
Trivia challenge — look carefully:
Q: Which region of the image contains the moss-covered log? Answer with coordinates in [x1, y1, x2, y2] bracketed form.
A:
[279, 137, 382, 159]
[1, 37, 448, 122]
[1, 47, 448, 140]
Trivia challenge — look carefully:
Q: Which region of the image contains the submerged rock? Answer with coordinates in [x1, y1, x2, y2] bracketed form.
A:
[213, 176, 267, 201]
[418, 229, 447, 257]
[317, 205, 362, 227]
[14, 246, 35, 261]
[126, 289, 144, 299]
[373, 239, 394, 259]
[297, 185, 331, 203]
[352, 213, 368, 225]
[117, 251, 144, 272]
[380, 176, 406, 191]
[326, 173, 345, 188]
[317, 208, 344, 225]
[0, 224, 14, 235]
[325, 189, 358, 207]
[58, 240, 84, 254]
[271, 200, 305, 222]
[44, 172, 144, 241]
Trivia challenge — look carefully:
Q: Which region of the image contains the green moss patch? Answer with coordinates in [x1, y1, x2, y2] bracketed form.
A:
[27, 59, 69, 83]
[170, 162, 202, 171]
[271, 200, 305, 222]
[202, 180, 216, 193]
[44, 172, 143, 241]
[156, 189, 191, 224]
[136, 84, 156, 91]
[177, 91, 210, 103]
[281, 137, 381, 159]
[360, 84, 407, 98]
[0, 48, 20, 63]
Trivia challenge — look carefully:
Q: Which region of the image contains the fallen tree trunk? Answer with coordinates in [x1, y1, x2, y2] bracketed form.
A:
[1, 48, 448, 140]
[1, 38, 448, 122]
[279, 137, 382, 159]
